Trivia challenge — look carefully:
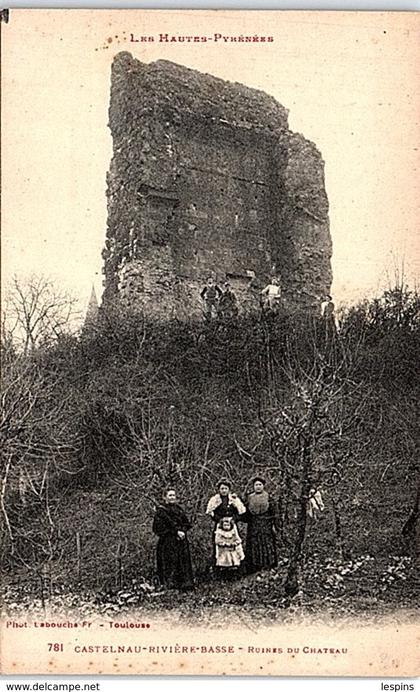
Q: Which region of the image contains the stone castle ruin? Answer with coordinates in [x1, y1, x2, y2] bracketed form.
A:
[102, 52, 332, 317]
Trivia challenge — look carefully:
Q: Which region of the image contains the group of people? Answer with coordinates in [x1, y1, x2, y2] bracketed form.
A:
[200, 278, 239, 320]
[200, 276, 283, 320]
[200, 275, 338, 332]
[152, 478, 279, 591]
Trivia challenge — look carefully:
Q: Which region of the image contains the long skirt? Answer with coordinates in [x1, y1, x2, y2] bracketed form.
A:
[245, 515, 278, 574]
[156, 535, 194, 590]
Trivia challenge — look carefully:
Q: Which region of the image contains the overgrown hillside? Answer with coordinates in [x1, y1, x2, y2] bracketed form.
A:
[1, 286, 419, 613]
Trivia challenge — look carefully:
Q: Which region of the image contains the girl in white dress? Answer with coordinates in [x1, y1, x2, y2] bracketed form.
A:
[214, 517, 245, 579]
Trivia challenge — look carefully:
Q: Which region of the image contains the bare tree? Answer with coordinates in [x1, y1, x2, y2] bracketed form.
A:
[256, 331, 373, 600]
[0, 344, 83, 577]
[402, 478, 420, 559]
[3, 275, 79, 354]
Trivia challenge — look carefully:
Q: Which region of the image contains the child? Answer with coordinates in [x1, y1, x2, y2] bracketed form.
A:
[214, 517, 245, 580]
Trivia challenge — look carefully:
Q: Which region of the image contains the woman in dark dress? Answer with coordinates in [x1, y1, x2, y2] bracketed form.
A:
[152, 488, 194, 590]
[206, 480, 246, 525]
[244, 477, 279, 574]
[205, 479, 246, 579]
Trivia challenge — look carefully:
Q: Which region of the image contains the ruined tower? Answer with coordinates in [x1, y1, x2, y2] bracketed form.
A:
[103, 53, 332, 317]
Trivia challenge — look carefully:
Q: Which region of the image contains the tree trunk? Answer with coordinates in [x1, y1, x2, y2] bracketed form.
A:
[332, 498, 343, 559]
[76, 532, 82, 583]
[402, 476, 420, 554]
[1, 456, 14, 553]
[284, 438, 311, 599]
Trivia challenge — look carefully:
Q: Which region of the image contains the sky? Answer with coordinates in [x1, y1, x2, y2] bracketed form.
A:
[2, 9, 420, 315]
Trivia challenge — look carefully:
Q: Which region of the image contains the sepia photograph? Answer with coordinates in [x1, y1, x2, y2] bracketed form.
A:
[1, 8, 419, 677]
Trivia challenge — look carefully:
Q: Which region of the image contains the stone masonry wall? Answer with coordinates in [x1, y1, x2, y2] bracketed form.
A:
[103, 53, 332, 317]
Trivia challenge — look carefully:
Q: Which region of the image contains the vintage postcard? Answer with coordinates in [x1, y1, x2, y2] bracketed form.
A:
[1, 8, 419, 677]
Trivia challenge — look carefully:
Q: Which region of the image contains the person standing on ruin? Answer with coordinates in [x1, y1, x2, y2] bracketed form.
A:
[218, 282, 238, 319]
[200, 277, 222, 320]
[320, 295, 339, 335]
[261, 277, 282, 311]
